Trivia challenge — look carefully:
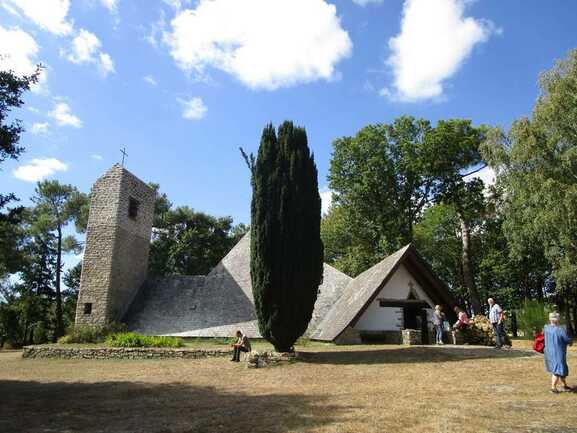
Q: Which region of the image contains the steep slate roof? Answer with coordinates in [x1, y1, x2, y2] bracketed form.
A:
[125, 275, 261, 337]
[310, 244, 456, 341]
[125, 234, 352, 338]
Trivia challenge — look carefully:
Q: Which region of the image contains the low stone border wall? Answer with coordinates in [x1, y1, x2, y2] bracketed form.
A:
[22, 346, 232, 360]
[247, 351, 297, 368]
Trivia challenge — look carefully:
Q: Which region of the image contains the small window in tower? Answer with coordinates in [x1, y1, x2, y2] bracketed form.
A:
[128, 197, 140, 219]
[84, 303, 93, 315]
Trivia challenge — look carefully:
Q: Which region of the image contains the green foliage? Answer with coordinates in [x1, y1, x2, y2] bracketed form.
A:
[0, 67, 40, 165]
[27, 181, 89, 338]
[516, 299, 554, 336]
[61, 325, 106, 344]
[56, 335, 73, 344]
[32, 321, 48, 344]
[149, 199, 248, 277]
[414, 204, 464, 297]
[326, 117, 487, 278]
[250, 121, 324, 352]
[106, 332, 184, 348]
[57, 322, 127, 344]
[482, 47, 577, 331]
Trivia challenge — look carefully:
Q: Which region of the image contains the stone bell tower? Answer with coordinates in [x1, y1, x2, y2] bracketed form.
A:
[75, 164, 155, 326]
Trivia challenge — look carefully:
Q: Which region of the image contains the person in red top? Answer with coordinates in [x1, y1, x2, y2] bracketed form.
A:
[453, 306, 470, 330]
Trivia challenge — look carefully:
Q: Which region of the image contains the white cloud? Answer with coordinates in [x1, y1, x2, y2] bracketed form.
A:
[98, 52, 115, 76]
[61, 29, 115, 76]
[178, 97, 207, 120]
[464, 165, 496, 187]
[162, 0, 189, 10]
[0, 25, 48, 92]
[48, 102, 82, 128]
[31, 122, 49, 135]
[145, 10, 167, 48]
[64, 29, 100, 64]
[319, 187, 333, 215]
[164, 0, 352, 90]
[100, 0, 117, 13]
[386, 0, 495, 101]
[1, 0, 73, 36]
[143, 75, 157, 85]
[13, 158, 68, 182]
[0, 26, 38, 75]
[90, 154, 103, 161]
[353, 0, 384, 6]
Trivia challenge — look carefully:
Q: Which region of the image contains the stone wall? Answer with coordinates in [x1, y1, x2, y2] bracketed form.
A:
[247, 351, 297, 368]
[402, 329, 422, 345]
[22, 346, 232, 360]
[75, 165, 155, 326]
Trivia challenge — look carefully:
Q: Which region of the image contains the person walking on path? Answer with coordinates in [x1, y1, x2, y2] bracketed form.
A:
[544, 312, 573, 393]
[488, 298, 504, 349]
[231, 330, 251, 362]
[433, 305, 445, 345]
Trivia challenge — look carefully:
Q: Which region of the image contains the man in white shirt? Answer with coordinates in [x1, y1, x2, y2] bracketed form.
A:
[488, 298, 504, 349]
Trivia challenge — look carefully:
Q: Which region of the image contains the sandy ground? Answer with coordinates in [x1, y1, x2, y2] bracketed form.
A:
[1, 342, 576, 433]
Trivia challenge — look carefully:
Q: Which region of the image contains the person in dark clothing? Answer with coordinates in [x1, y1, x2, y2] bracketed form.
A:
[231, 330, 251, 362]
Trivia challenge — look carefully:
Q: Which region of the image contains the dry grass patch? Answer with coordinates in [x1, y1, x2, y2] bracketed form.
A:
[1, 341, 576, 433]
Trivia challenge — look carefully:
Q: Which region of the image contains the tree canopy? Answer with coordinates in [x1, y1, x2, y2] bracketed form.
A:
[249, 121, 323, 352]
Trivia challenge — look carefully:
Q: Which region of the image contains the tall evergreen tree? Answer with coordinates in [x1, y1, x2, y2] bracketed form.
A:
[249, 121, 323, 352]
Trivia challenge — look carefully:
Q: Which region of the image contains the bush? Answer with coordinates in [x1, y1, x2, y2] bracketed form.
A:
[516, 299, 553, 336]
[59, 325, 106, 344]
[57, 335, 73, 344]
[295, 337, 311, 347]
[59, 322, 129, 344]
[32, 322, 48, 344]
[106, 332, 184, 348]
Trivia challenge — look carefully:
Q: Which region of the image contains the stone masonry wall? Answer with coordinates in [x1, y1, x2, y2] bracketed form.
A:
[108, 169, 155, 321]
[75, 165, 155, 326]
[22, 346, 231, 360]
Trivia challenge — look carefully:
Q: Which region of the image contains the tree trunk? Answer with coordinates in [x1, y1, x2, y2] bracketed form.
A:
[55, 225, 64, 339]
[460, 216, 482, 314]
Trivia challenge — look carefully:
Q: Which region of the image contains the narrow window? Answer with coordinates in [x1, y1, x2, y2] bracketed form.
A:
[84, 303, 92, 315]
[128, 197, 140, 219]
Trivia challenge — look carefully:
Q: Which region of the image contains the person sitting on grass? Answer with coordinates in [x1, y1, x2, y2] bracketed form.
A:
[453, 306, 470, 330]
[231, 330, 251, 362]
[544, 312, 573, 393]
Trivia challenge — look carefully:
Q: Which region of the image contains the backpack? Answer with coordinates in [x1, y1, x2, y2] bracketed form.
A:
[533, 332, 545, 354]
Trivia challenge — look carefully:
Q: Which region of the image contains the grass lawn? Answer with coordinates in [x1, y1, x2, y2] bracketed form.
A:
[1, 340, 576, 433]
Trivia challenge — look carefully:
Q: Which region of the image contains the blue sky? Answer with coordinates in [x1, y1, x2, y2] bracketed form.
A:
[1, 0, 577, 232]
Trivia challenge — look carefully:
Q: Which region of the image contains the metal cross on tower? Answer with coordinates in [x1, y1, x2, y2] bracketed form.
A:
[120, 147, 128, 167]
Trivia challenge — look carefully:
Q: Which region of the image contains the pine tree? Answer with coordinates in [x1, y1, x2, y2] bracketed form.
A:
[249, 121, 323, 352]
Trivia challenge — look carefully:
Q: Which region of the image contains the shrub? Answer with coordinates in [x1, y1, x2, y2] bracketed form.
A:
[60, 325, 105, 344]
[106, 332, 184, 348]
[32, 322, 48, 344]
[57, 335, 73, 344]
[295, 337, 311, 347]
[59, 322, 129, 344]
[516, 299, 553, 336]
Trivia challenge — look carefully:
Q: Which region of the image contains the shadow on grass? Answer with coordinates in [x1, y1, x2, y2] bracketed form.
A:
[0, 380, 345, 433]
[299, 346, 536, 365]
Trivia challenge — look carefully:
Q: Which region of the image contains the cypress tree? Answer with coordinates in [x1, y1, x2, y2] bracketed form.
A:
[250, 121, 324, 352]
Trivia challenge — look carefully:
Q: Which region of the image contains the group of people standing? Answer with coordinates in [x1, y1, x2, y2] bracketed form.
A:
[432, 304, 471, 345]
[432, 298, 506, 347]
[433, 298, 573, 393]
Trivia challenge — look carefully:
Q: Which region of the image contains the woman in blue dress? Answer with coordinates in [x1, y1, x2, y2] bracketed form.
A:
[544, 312, 573, 393]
